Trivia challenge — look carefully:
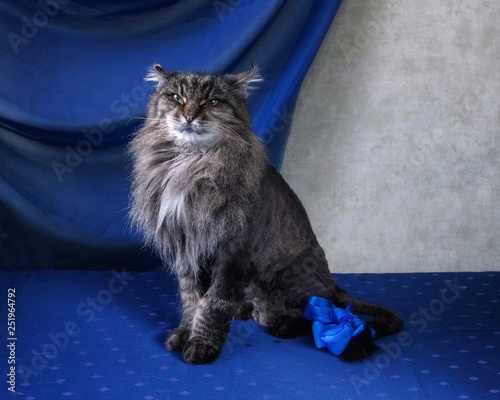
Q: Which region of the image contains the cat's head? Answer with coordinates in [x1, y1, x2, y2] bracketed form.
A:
[145, 64, 261, 150]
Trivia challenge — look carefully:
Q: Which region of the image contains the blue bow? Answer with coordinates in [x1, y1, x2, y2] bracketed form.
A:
[302, 296, 374, 356]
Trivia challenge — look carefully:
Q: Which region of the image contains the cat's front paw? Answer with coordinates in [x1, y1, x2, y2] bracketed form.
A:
[165, 328, 189, 352]
[182, 339, 222, 365]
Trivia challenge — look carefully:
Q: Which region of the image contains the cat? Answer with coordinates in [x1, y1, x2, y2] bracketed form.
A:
[128, 64, 403, 365]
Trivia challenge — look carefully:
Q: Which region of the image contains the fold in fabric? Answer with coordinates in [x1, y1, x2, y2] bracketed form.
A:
[0, 0, 342, 269]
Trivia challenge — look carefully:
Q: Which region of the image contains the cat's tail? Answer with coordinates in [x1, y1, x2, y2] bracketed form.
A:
[331, 287, 404, 361]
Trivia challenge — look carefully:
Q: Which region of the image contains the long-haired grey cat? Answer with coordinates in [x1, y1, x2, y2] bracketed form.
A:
[129, 65, 403, 364]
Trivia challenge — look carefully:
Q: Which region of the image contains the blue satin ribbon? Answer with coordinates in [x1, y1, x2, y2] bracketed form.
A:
[302, 296, 374, 356]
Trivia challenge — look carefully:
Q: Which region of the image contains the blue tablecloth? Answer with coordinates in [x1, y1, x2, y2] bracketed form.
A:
[1, 271, 498, 399]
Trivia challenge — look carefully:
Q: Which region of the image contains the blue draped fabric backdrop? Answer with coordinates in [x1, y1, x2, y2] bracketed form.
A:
[0, 0, 342, 270]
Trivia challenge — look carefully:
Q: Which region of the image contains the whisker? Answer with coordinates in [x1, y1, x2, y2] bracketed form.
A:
[126, 116, 149, 127]
[197, 120, 253, 150]
[220, 125, 259, 150]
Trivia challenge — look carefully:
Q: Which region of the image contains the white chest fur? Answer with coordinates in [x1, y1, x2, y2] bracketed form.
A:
[154, 151, 215, 232]
[155, 157, 193, 231]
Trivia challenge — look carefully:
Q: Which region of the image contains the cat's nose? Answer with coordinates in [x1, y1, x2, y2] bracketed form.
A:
[183, 103, 199, 123]
[183, 111, 198, 123]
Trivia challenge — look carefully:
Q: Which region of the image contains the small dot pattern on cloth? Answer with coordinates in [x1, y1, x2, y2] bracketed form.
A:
[1, 271, 498, 399]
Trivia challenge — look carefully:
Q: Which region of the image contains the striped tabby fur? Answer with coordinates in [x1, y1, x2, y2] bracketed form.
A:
[129, 65, 403, 364]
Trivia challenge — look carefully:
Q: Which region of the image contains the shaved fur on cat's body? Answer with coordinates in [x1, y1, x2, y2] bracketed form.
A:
[129, 65, 403, 364]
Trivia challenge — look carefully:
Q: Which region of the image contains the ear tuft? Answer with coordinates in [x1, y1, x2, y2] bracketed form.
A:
[230, 64, 263, 97]
[145, 63, 167, 86]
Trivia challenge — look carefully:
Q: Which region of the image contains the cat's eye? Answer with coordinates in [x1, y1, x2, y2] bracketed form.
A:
[205, 99, 220, 107]
[171, 93, 183, 104]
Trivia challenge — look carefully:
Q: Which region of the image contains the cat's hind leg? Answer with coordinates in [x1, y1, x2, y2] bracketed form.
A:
[269, 311, 312, 339]
[264, 248, 337, 339]
[249, 289, 311, 337]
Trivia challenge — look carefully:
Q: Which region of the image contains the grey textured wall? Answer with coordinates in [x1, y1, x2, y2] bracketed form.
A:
[281, 0, 500, 273]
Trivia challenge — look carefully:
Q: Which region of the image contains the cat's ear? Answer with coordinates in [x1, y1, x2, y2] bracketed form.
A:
[145, 64, 170, 88]
[228, 65, 262, 98]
